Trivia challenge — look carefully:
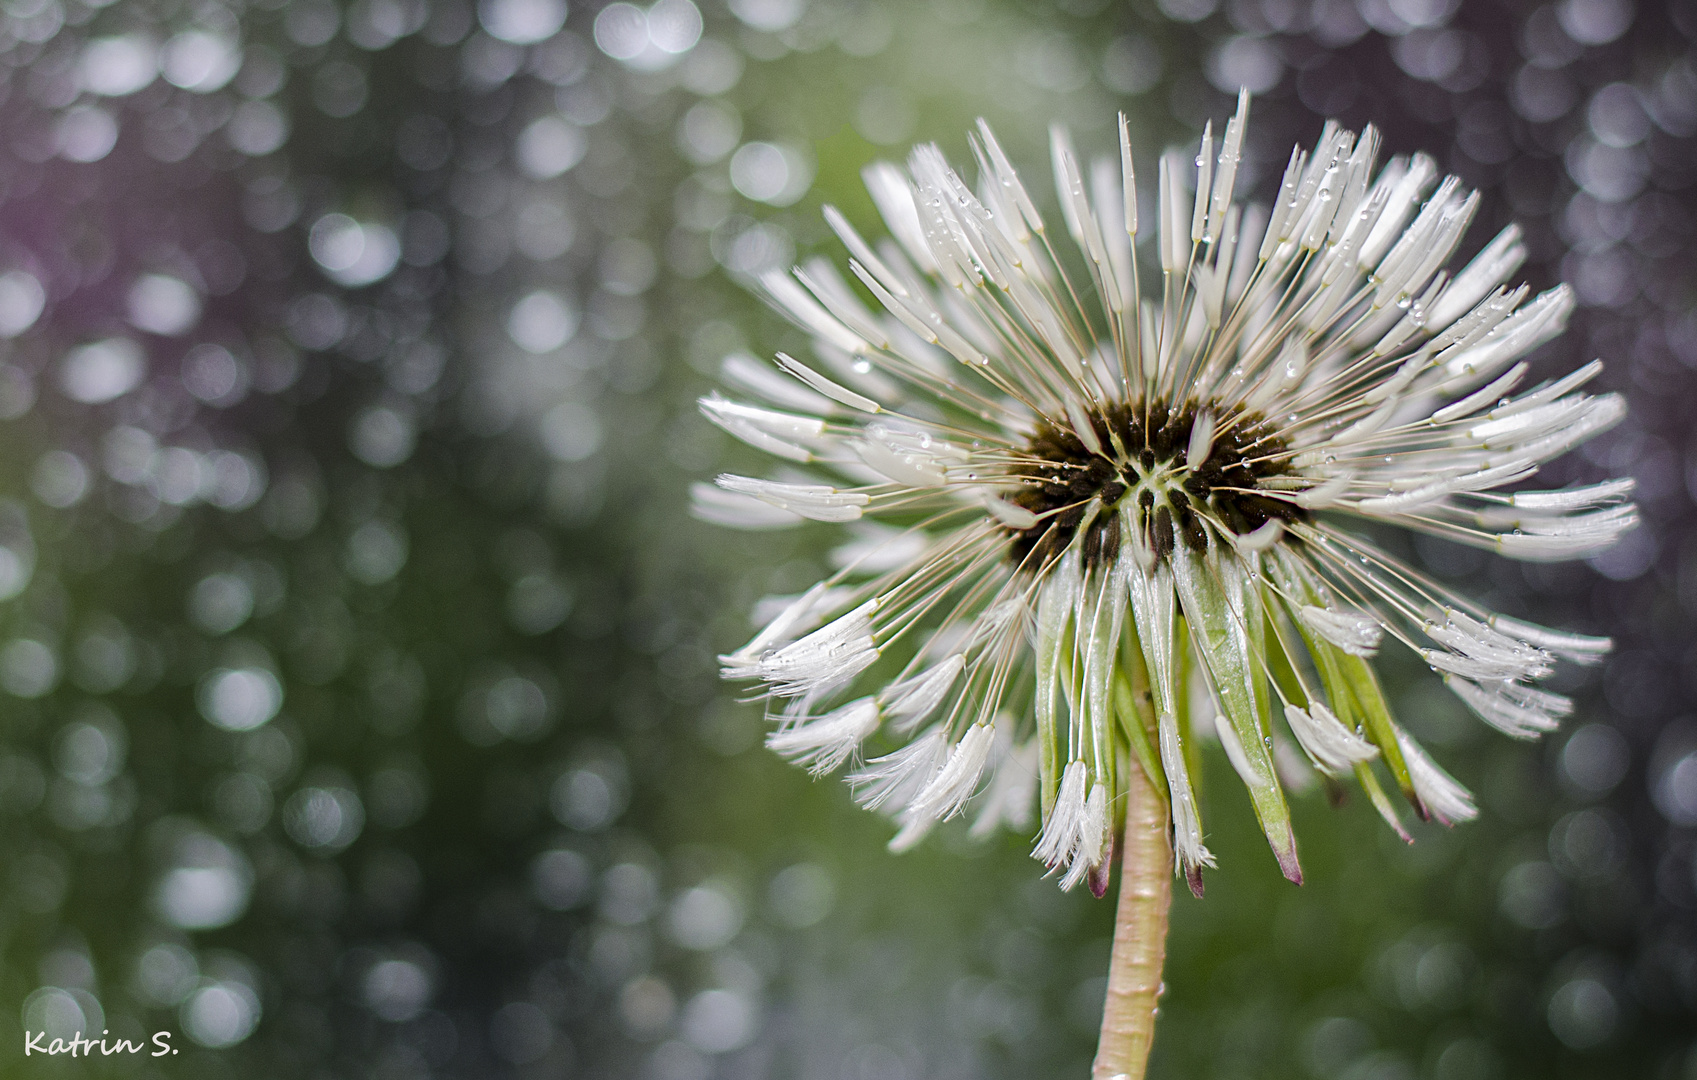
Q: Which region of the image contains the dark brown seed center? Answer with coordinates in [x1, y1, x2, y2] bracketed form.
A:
[1004, 398, 1306, 571]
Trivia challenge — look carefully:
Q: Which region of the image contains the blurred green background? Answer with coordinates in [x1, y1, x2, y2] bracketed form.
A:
[0, 0, 1689, 1077]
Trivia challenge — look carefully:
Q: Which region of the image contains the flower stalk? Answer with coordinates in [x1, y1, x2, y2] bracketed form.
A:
[1094, 718, 1172, 1079]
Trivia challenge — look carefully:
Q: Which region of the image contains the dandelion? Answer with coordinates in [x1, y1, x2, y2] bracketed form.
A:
[698, 91, 1633, 1079]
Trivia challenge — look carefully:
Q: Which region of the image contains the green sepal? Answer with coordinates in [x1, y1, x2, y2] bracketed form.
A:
[1034, 552, 1081, 823]
[1175, 617, 1203, 791]
[1128, 569, 1213, 894]
[1079, 562, 1129, 809]
[1113, 668, 1167, 800]
[1123, 561, 1176, 799]
[1354, 760, 1413, 843]
[1270, 551, 1419, 812]
[1263, 611, 1308, 708]
[1335, 654, 1420, 812]
[1171, 545, 1301, 884]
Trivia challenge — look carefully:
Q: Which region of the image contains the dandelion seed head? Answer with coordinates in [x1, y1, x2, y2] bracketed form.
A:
[702, 93, 1633, 894]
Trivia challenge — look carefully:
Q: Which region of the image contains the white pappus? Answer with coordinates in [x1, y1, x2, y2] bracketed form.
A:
[701, 91, 1632, 896]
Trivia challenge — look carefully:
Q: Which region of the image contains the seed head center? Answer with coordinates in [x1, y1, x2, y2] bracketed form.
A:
[1005, 398, 1305, 571]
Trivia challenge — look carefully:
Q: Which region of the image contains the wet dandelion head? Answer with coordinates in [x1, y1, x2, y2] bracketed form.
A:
[697, 91, 1636, 895]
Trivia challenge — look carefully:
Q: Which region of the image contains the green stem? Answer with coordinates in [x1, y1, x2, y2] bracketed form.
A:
[1092, 753, 1172, 1080]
